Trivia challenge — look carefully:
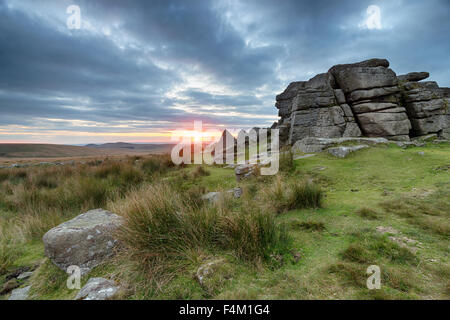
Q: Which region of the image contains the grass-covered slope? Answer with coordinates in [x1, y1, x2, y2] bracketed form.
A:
[0, 142, 449, 300]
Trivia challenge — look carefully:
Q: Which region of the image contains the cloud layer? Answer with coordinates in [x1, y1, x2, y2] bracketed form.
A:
[1, 0, 449, 143]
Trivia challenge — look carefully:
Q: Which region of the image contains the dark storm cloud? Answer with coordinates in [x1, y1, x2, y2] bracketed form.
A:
[0, 0, 449, 143]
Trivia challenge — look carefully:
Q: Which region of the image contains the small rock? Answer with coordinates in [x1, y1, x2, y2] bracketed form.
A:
[418, 151, 425, 155]
[195, 259, 224, 286]
[75, 278, 119, 300]
[5, 266, 32, 282]
[227, 187, 242, 199]
[17, 272, 33, 280]
[376, 226, 399, 235]
[201, 192, 221, 203]
[235, 164, 257, 181]
[327, 145, 369, 158]
[8, 286, 31, 300]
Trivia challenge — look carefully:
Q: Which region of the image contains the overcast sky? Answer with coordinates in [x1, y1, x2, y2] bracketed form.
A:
[1, 0, 449, 144]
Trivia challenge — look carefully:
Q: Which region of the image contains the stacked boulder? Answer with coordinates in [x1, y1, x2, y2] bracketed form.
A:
[328, 59, 411, 141]
[399, 73, 450, 139]
[276, 73, 361, 145]
[275, 58, 450, 145]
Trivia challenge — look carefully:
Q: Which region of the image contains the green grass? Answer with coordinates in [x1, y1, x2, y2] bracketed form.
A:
[1, 142, 449, 300]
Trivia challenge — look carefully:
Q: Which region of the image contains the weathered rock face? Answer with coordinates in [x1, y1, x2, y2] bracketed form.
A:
[274, 58, 450, 145]
[400, 80, 450, 138]
[276, 72, 361, 145]
[43, 209, 124, 275]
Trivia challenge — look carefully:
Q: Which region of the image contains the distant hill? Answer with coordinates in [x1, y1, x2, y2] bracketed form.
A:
[0, 142, 175, 160]
[0, 144, 108, 158]
[85, 142, 174, 153]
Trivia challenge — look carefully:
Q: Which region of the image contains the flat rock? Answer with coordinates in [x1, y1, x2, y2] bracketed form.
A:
[327, 145, 369, 158]
[332, 66, 398, 93]
[17, 272, 33, 280]
[293, 153, 316, 160]
[292, 137, 388, 153]
[43, 209, 124, 275]
[75, 277, 119, 300]
[349, 86, 399, 102]
[397, 72, 429, 82]
[352, 102, 398, 114]
[8, 286, 31, 300]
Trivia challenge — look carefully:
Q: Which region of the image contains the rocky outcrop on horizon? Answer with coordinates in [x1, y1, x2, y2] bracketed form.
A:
[275, 58, 450, 145]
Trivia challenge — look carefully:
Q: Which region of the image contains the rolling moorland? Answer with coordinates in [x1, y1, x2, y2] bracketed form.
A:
[0, 138, 448, 300]
[0, 143, 174, 165]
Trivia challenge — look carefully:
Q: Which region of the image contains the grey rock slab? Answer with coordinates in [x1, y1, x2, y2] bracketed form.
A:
[17, 272, 33, 280]
[292, 137, 388, 153]
[333, 66, 398, 93]
[8, 286, 31, 300]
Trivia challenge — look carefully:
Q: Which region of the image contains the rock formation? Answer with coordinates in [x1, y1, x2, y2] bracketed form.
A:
[275, 58, 450, 145]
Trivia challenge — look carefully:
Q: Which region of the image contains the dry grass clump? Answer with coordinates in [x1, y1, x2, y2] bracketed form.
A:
[192, 166, 210, 179]
[110, 183, 290, 290]
[356, 207, 380, 220]
[279, 146, 294, 173]
[263, 176, 323, 214]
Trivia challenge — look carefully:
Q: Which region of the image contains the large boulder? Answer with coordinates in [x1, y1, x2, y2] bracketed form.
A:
[43, 209, 124, 275]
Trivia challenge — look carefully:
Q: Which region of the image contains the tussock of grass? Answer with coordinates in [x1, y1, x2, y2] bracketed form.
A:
[28, 259, 76, 300]
[356, 208, 379, 220]
[290, 220, 326, 232]
[110, 183, 291, 294]
[192, 166, 210, 179]
[264, 176, 323, 214]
